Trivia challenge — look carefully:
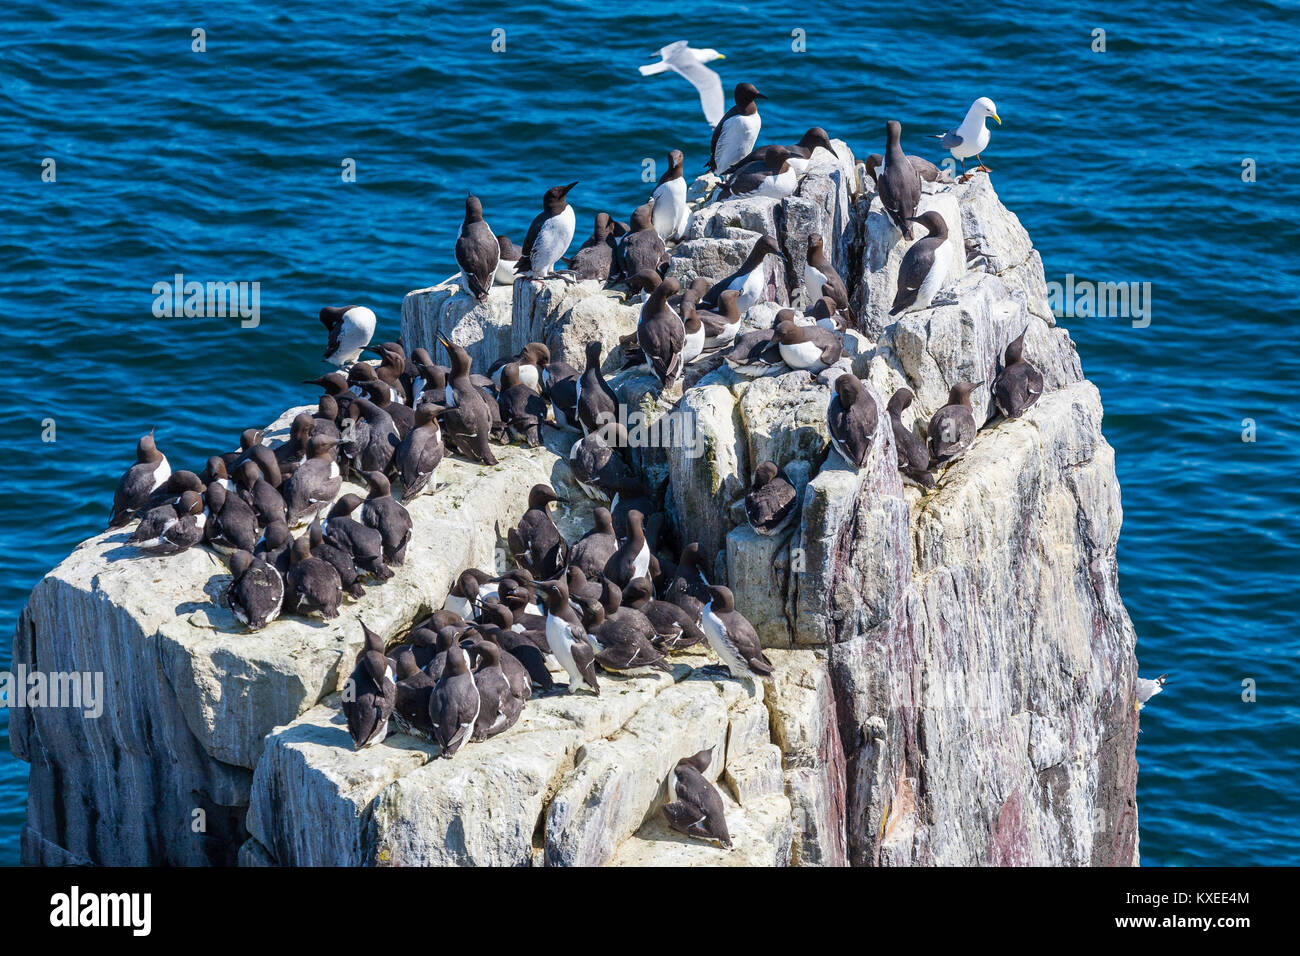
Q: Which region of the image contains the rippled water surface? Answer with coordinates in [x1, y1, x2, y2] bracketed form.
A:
[1, 1, 1297, 866]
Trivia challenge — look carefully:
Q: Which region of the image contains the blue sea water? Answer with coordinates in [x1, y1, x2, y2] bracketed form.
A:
[1, 1, 1297, 867]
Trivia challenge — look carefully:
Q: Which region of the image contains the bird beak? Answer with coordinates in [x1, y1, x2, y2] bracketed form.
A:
[716, 53, 726, 60]
[561, 181, 578, 195]
[992, 113, 1002, 125]
[754, 92, 768, 100]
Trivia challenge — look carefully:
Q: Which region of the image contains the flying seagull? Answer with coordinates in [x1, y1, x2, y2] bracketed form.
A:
[639, 41, 726, 127]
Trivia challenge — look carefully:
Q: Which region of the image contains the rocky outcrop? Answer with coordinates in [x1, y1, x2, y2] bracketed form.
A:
[11, 134, 1142, 867]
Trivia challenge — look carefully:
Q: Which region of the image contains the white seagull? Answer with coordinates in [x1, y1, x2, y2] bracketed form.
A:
[639, 41, 726, 127]
[936, 96, 1001, 178]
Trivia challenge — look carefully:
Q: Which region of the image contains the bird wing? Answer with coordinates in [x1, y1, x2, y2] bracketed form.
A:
[664, 50, 724, 127]
[939, 129, 964, 149]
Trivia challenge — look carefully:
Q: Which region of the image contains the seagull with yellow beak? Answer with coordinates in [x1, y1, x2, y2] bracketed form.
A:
[936, 97, 1001, 178]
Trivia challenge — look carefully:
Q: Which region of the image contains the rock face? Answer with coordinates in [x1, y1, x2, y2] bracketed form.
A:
[11, 138, 1142, 867]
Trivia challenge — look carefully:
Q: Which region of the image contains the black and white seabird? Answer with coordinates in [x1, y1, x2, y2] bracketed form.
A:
[568, 506, 619, 580]
[393, 650, 436, 735]
[225, 549, 284, 630]
[827, 374, 879, 469]
[342, 621, 396, 749]
[621, 577, 707, 650]
[701, 234, 783, 312]
[508, 484, 568, 579]
[579, 594, 670, 674]
[877, 120, 922, 240]
[494, 236, 521, 285]
[890, 210, 952, 315]
[992, 331, 1044, 418]
[308, 514, 365, 599]
[927, 381, 981, 466]
[695, 288, 743, 349]
[254, 518, 291, 575]
[516, 181, 578, 279]
[616, 203, 670, 281]
[204, 481, 259, 555]
[109, 430, 171, 528]
[807, 294, 850, 331]
[284, 533, 342, 619]
[723, 327, 781, 377]
[569, 423, 637, 502]
[342, 394, 400, 477]
[467, 640, 524, 740]
[604, 508, 652, 588]
[235, 459, 287, 528]
[497, 363, 547, 447]
[804, 235, 854, 323]
[455, 194, 500, 301]
[127, 490, 206, 555]
[701, 585, 773, 679]
[323, 493, 391, 581]
[320, 304, 377, 367]
[436, 333, 498, 465]
[364, 342, 410, 406]
[745, 461, 798, 535]
[360, 471, 412, 565]
[678, 291, 707, 364]
[775, 319, 842, 373]
[145, 469, 205, 510]
[664, 542, 712, 621]
[282, 434, 342, 527]
[357, 377, 413, 440]
[651, 149, 690, 241]
[662, 747, 732, 848]
[708, 82, 766, 173]
[636, 275, 685, 387]
[719, 145, 797, 199]
[864, 152, 951, 185]
[935, 97, 1001, 177]
[273, 413, 315, 479]
[535, 579, 600, 695]
[430, 641, 480, 757]
[544, 355, 581, 429]
[724, 126, 835, 176]
[576, 340, 620, 435]
[886, 389, 936, 490]
[394, 403, 445, 502]
[445, 568, 494, 620]
[566, 212, 617, 282]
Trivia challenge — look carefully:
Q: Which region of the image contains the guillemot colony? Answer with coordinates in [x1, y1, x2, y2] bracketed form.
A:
[17, 72, 1158, 868]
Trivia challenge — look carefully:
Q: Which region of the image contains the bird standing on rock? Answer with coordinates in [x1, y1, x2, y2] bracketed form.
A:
[430, 642, 479, 758]
[827, 374, 879, 469]
[516, 182, 578, 279]
[890, 210, 952, 315]
[508, 484, 569, 579]
[342, 621, 396, 749]
[927, 381, 981, 466]
[225, 549, 284, 631]
[636, 275, 685, 388]
[886, 389, 936, 490]
[936, 96, 1001, 178]
[701, 234, 784, 312]
[745, 461, 798, 535]
[708, 82, 766, 173]
[877, 120, 921, 239]
[663, 747, 732, 848]
[701, 585, 773, 680]
[127, 490, 206, 555]
[455, 195, 500, 302]
[992, 331, 1044, 418]
[535, 579, 601, 696]
[109, 430, 170, 528]
[567, 212, 618, 281]
[651, 149, 690, 241]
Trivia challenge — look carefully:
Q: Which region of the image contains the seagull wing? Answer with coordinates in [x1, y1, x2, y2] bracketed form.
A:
[939, 128, 964, 149]
[663, 48, 724, 127]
